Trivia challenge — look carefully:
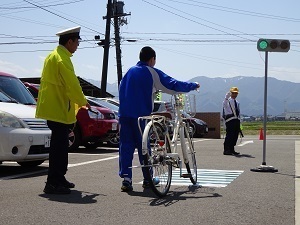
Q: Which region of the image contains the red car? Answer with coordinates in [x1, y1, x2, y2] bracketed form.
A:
[24, 82, 118, 151]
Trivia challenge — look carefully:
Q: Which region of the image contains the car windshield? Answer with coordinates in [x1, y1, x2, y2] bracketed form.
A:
[182, 111, 192, 118]
[0, 76, 36, 105]
[89, 98, 119, 111]
[0, 89, 18, 103]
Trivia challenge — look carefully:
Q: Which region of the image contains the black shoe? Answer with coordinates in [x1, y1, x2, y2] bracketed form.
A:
[43, 183, 71, 194]
[62, 180, 75, 188]
[142, 178, 160, 188]
[232, 151, 240, 155]
[121, 180, 133, 192]
[223, 151, 233, 155]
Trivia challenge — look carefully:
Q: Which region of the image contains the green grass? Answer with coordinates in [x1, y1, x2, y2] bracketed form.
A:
[222, 121, 300, 135]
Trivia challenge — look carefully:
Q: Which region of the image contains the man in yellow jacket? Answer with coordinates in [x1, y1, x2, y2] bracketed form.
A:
[36, 26, 90, 194]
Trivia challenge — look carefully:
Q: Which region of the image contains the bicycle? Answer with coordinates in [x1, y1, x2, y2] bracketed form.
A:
[138, 94, 197, 197]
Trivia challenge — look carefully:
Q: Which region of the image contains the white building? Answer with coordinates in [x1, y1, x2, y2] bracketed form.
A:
[285, 111, 300, 120]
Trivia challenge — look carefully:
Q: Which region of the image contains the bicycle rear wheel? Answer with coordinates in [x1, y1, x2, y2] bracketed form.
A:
[143, 122, 172, 197]
[181, 126, 197, 184]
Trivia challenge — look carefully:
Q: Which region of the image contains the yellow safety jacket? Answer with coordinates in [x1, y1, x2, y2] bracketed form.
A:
[35, 45, 87, 124]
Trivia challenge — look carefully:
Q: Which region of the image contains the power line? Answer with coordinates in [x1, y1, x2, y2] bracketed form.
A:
[123, 32, 300, 36]
[0, 45, 101, 53]
[22, 0, 103, 35]
[142, 0, 255, 41]
[0, 0, 84, 9]
[152, 45, 300, 75]
[181, 0, 300, 22]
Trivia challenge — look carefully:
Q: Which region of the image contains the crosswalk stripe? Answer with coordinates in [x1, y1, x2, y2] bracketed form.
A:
[138, 168, 243, 188]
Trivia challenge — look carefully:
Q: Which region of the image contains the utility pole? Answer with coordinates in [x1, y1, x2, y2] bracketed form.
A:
[100, 0, 130, 96]
[100, 0, 112, 98]
[112, 1, 131, 87]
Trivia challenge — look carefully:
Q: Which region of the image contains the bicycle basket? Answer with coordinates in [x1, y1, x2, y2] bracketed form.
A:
[184, 94, 196, 117]
[171, 94, 196, 117]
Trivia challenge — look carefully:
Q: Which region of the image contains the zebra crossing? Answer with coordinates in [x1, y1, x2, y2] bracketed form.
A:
[138, 169, 243, 188]
[171, 169, 244, 187]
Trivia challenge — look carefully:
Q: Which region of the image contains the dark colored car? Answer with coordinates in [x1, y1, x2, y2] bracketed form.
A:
[152, 100, 208, 138]
[182, 111, 208, 138]
[23, 82, 118, 150]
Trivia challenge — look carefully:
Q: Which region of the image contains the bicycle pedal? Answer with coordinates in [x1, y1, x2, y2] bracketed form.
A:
[181, 173, 192, 178]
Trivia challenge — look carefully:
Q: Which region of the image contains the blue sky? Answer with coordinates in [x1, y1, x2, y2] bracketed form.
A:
[0, 0, 299, 85]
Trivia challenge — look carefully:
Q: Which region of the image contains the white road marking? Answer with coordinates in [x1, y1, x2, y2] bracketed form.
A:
[194, 139, 210, 143]
[0, 139, 211, 180]
[68, 155, 119, 167]
[137, 168, 244, 187]
[69, 153, 118, 157]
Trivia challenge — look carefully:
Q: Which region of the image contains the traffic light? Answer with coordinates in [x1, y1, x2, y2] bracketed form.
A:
[257, 39, 290, 52]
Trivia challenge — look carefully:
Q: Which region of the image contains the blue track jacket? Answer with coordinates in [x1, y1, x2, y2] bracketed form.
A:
[119, 61, 198, 118]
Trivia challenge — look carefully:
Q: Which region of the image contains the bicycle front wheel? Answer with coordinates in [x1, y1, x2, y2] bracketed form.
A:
[143, 122, 172, 198]
[181, 126, 197, 184]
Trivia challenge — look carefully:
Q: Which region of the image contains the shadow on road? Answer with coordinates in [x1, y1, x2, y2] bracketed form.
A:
[127, 186, 222, 207]
[39, 190, 103, 204]
[234, 153, 255, 158]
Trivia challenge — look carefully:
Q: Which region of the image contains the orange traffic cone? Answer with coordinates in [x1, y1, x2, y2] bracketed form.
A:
[259, 128, 264, 140]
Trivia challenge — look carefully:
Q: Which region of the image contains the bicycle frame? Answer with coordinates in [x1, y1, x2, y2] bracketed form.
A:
[138, 95, 197, 197]
[169, 95, 196, 175]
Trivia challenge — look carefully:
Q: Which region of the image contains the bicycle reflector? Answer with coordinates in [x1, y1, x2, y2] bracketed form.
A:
[158, 140, 165, 146]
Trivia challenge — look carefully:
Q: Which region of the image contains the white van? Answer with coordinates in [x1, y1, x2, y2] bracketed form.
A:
[0, 72, 51, 167]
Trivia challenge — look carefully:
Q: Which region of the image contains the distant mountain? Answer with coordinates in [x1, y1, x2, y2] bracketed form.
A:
[86, 76, 300, 116]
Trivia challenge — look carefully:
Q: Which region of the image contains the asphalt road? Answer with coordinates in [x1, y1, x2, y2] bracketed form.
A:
[0, 135, 297, 225]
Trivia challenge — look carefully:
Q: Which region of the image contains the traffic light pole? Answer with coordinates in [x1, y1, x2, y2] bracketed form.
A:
[262, 51, 268, 165]
[251, 51, 278, 172]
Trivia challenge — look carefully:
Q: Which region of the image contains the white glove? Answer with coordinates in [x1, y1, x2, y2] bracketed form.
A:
[225, 92, 231, 99]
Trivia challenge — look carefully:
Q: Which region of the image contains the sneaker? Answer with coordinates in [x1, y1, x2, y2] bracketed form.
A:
[142, 177, 160, 188]
[43, 183, 71, 194]
[121, 180, 133, 192]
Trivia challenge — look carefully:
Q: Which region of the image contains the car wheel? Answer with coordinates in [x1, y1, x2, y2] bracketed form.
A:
[68, 125, 81, 152]
[188, 126, 194, 137]
[17, 160, 44, 167]
[185, 123, 195, 138]
[107, 133, 119, 147]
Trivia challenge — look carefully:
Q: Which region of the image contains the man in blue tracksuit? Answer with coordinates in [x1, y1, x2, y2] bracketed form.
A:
[118, 46, 200, 192]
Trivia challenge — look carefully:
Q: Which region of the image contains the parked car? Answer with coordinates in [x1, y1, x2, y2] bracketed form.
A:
[23, 82, 40, 100]
[86, 96, 120, 147]
[99, 98, 120, 107]
[181, 111, 208, 138]
[23, 82, 119, 150]
[0, 72, 51, 167]
[72, 106, 118, 150]
[87, 96, 119, 119]
[0, 73, 36, 106]
[153, 100, 208, 138]
[153, 100, 174, 117]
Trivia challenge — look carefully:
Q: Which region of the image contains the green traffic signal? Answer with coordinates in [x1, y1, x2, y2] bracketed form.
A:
[258, 40, 268, 50]
[257, 38, 290, 52]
